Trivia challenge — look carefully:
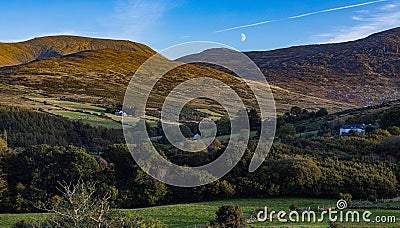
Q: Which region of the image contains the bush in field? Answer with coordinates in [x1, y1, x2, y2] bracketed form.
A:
[289, 202, 299, 211]
[213, 204, 246, 228]
[339, 193, 352, 206]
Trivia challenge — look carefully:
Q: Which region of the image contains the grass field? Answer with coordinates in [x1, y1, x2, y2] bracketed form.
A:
[46, 109, 122, 129]
[1, 198, 398, 227]
[216, 130, 258, 142]
[24, 97, 125, 129]
[23, 98, 226, 131]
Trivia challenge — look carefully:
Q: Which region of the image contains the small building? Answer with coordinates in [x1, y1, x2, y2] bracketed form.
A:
[339, 124, 379, 136]
[193, 133, 201, 140]
[114, 110, 128, 117]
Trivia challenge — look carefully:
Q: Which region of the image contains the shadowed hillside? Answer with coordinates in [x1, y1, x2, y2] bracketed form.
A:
[245, 27, 400, 106]
[180, 27, 400, 107]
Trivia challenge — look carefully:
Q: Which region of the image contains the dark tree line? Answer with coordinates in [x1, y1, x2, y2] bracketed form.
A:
[0, 106, 124, 151]
[0, 137, 398, 213]
[0, 105, 399, 214]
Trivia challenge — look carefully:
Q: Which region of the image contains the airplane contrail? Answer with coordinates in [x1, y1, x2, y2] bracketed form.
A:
[216, 0, 388, 33]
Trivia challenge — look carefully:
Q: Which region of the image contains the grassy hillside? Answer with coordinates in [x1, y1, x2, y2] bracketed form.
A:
[0, 46, 355, 115]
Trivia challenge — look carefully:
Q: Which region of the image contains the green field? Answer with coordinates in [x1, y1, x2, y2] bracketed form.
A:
[197, 108, 223, 120]
[20, 98, 230, 131]
[1, 198, 398, 227]
[24, 97, 142, 129]
[217, 130, 258, 142]
[29, 97, 106, 113]
[47, 110, 122, 129]
[25, 97, 125, 129]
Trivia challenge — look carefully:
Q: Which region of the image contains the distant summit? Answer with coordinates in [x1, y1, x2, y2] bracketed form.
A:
[0, 35, 156, 67]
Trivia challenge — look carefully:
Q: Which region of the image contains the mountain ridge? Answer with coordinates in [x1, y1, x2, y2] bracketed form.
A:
[179, 27, 400, 107]
[0, 47, 354, 114]
[245, 27, 400, 106]
[0, 35, 156, 67]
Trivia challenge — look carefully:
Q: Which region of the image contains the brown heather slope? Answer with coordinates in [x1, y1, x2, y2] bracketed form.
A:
[245, 27, 400, 106]
[0, 46, 355, 114]
[180, 27, 400, 107]
[0, 35, 155, 67]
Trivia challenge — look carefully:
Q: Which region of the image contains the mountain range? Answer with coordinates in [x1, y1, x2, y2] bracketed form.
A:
[1, 28, 400, 116]
[181, 27, 400, 107]
[245, 27, 400, 106]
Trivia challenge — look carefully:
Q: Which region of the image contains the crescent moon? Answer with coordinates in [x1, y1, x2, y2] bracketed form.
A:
[241, 33, 246, 42]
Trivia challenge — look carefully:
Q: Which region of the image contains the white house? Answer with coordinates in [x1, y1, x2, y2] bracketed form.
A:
[193, 133, 201, 140]
[339, 124, 379, 136]
[114, 110, 128, 117]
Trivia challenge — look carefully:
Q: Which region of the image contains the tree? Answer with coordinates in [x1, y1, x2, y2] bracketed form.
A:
[0, 168, 7, 206]
[248, 109, 261, 131]
[22, 179, 163, 227]
[370, 129, 391, 141]
[339, 193, 352, 206]
[377, 136, 400, 156]
[270, 156, 322, 195]
[216, 115, 231, 136]
[1, 129, 7, 143]
[105, 103, 122, 114]
[0, 105, 124, 151]
[316, 108, 328, 117]
[179, 124, 193, 138]
[193, 180, 235, 200]
[290, 106, 302, 116]
[0, 137, 12, 156]
[365, 125, 376, 135]
[380, 108, 400, 128]
[101, 144, 168, 208]
[387, 126, 400, 135]
[277, 123, 296, 139]
[2, 145, 100, 212]
[213, 204, 246, 228]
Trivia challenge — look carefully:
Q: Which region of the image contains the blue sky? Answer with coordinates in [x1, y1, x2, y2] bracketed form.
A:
[1, 0, 399, 51]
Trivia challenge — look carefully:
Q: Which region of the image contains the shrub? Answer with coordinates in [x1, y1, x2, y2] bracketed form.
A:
[290, 202, 299, 211]
[339, 193, 352, 206]
[316, 108, 328, 117]
[368, 195, 377, 203]
[213, 204, 246, 228]
[387, 126, 400, 135]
